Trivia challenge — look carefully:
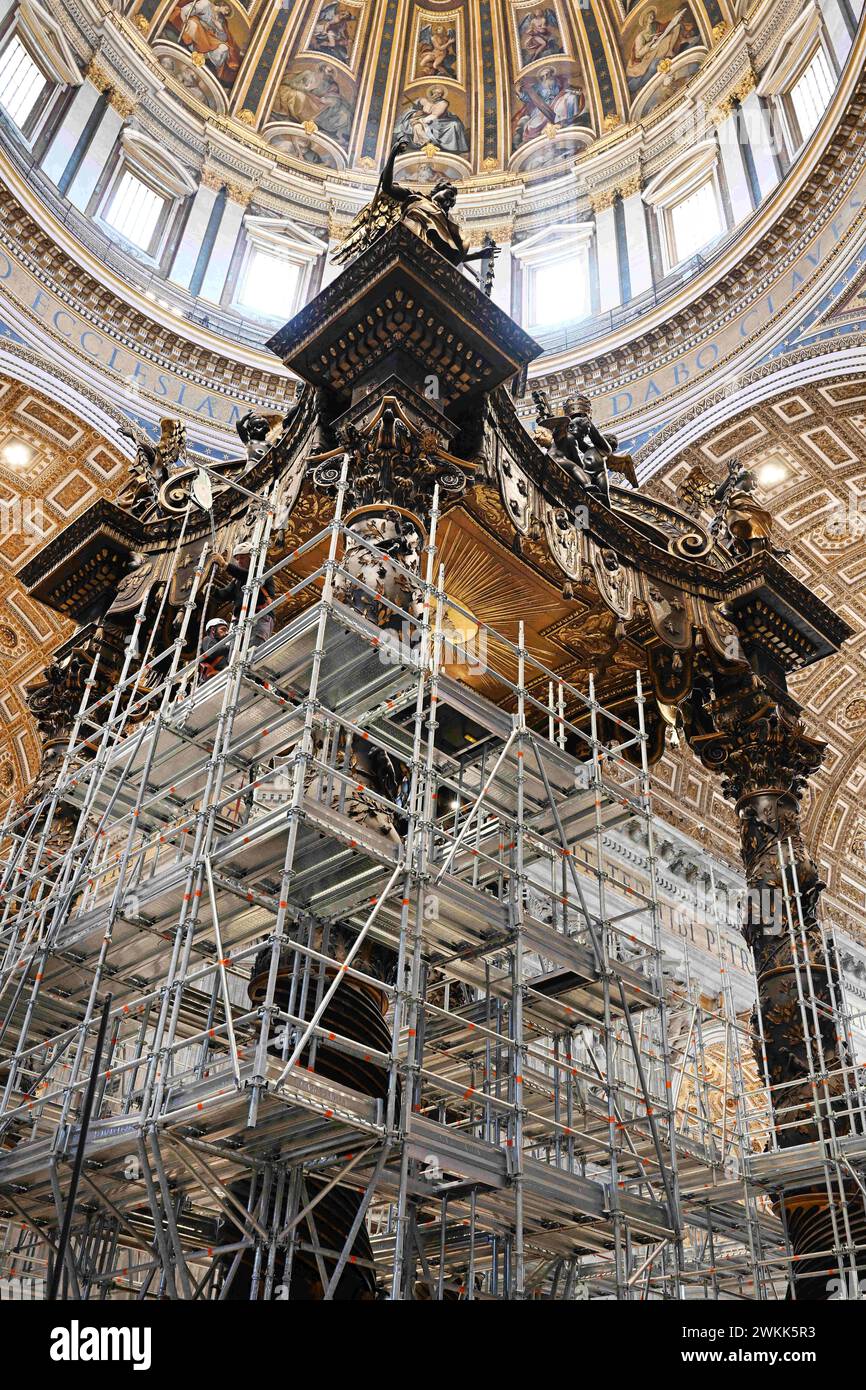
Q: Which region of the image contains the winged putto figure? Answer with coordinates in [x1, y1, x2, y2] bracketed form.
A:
[117, 418, 187, 519]
[532, 390, 638, 497]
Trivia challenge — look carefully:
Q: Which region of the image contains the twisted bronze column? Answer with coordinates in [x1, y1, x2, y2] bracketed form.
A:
[690, 667, 865, 1297]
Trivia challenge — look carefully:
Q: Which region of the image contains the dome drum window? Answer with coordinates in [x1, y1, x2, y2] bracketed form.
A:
[788, 46, 835, 144]
[0, 0, 80, 140]
[642, 139, 727, 274]
[94, 128, 197, 261]
[757, 3, 838, 156]
[512, 224, 594, 333]
[0, 34, 47, 131]
[229, 218, 328, 324]
[103, 170, 168, 254]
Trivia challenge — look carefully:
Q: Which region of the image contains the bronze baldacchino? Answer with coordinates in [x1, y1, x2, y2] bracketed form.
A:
[333, 137, 499, 271]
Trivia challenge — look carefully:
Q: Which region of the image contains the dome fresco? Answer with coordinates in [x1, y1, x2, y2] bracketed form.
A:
[128, 0, 730, 178]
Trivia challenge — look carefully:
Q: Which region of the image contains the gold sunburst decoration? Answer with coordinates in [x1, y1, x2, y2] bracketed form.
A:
[435, 516, 568, 704]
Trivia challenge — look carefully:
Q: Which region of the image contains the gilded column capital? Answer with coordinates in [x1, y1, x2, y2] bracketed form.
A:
[588, 187, 615, 214]
[224, 180, 254, 207]
[200, 164, 224, 193]
[108, 88, 137, 119]
[327, 214, 351, 244]
[85, 58, 136, 117]
[732, 68, 758, 104]
[711, 68, 758, 125]
[709, 98, 734, 125]
[588, 174, 642, 214]
[465, 221, 513, 249]
[85, 58, 111, 93]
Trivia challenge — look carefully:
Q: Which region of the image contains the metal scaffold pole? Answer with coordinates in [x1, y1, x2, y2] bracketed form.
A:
[0, 495, 860, 1301]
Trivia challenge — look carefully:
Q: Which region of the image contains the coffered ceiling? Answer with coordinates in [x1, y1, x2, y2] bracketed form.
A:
[0, 373, 127, 799]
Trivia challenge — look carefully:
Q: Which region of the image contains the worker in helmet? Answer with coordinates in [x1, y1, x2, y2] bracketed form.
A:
[199, 616, 230, 682]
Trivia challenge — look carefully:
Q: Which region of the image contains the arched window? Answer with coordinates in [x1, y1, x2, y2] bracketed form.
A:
[0, 0, 80, 142]
[96, 130, 197, 260]
[788, 46, 835, 144]
[231, 218, 327, 323]
[757, 4, 838, 157]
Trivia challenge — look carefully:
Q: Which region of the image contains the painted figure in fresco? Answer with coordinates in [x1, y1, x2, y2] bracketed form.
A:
[637, 56, 702, 113]
[309, 2, 358, 66]
[513, 66, 585, 148]
[270, 131, 336, 166]
[625, 4, 699, 95]
[415, 23, 458, 79]
[158, 53, 222, 110]
[166, 0, 243, 87]
[394, 86, 469, 155]
[287, 134, 325, 164]
[276, 63, 354, 147]
[519, 136, 580, 171]
[517, 7, 564, 65]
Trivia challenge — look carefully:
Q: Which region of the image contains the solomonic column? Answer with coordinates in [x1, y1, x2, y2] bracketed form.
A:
[690, 664, 865, 1298]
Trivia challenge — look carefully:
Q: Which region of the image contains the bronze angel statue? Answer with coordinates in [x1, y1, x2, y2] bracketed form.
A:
[709, 456, 787, 558]
[118, 417, 187, 519]
[334, 138, 499, 279]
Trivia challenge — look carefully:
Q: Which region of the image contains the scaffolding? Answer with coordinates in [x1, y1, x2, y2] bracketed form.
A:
[0, 471, 863, 1300]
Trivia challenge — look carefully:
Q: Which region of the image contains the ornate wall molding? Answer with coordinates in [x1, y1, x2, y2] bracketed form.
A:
[0, 183, 293, 445]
